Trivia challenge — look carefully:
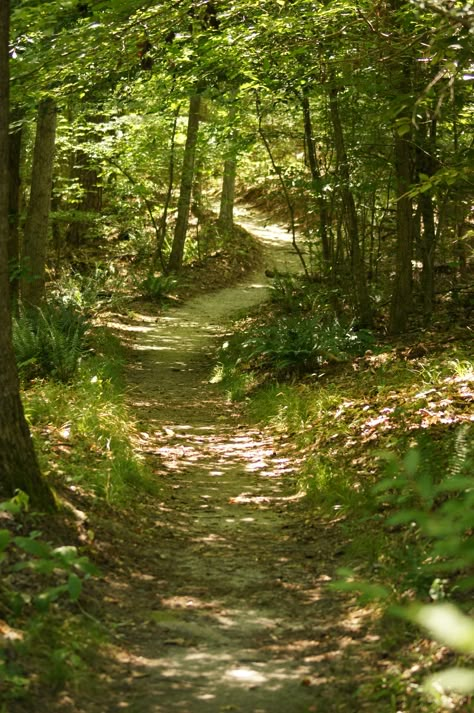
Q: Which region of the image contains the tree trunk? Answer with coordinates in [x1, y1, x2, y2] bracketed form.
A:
[301, 90, 331, 267]
[21, 97, 57, 307]
[0, 0, 56, 510]
[329, 85, 372, 327]
[155, 106, 180, 268]
[218, 157, 237, 233]
[65, 150, 103, 246]
[416, 118, 438, 325]
[167, 94, 201, 273]
[389, 130, 414, 334]
[419, 191, 436, 323]
[218, 95, 238, 234]
[8, 109, 23, 309]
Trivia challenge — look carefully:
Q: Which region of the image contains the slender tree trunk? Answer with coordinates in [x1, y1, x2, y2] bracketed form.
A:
[155, 106, 180, 268]
[419, 191, 436, 323]
[416, 118, 437, 324]
[387, 0, 416, 334]
[218, 95, 238, 234]
[65, 150, 102, 246]
[0, 0, 56, 509]
[8, 109, 23, 308]
[300, 90, 331, 266]
[167, 94, 201, 273]
[218, 157, 237, 233]
[256, 93, 309, 276]
[389, 129, 414, 334]
[21, 97, 57, 307]
[328, 85, 372, 326]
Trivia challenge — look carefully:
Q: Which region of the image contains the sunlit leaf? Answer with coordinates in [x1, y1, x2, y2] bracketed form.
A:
[424, 667, 474, 697]
[409, 603, 474, 654]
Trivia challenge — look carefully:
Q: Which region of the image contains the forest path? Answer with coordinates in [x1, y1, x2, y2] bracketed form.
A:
[95, 211, 378, 713]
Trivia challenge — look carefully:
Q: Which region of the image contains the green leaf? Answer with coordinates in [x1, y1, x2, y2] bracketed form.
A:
[409, 603, 474, 654]
[34, 584, 68, 611]
[53, 545, 79, 562]
[0, 529, 11, 554]
[67, 573, 82, 601]
[13, 535, 52, 559]
[403, 448, 420, 476]
[424, 668, 474, 697]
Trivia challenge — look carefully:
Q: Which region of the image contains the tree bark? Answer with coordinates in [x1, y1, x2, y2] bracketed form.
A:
[301, 90, 331, 267]
[0, 0, 56, 509]
[416, 119, 438, 325]
[65, 150, 103, 246]
[167, 94, 201, 273]
[8, 109, 23, 308]
[328, 85, 372, 327]
[218, 157, 237, 233]
[389, 130, 414, 334]
[21, 97, 57, 307]
[218, 95, 238, 234]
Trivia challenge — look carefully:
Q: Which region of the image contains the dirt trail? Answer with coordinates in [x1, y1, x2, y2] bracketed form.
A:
[96, 211, 378, 713]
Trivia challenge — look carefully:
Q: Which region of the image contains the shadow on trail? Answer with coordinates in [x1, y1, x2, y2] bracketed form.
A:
[83, 216, 383, 713]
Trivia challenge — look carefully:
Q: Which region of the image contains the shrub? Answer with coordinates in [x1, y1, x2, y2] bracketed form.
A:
[13, 303, 90, 383]
[238, 314, 373, 376]
[135, 272, 177, 301]
[375, 424, 474, 594]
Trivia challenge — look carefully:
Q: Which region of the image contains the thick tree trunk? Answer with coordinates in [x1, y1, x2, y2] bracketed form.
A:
[389, 131, 414, 334]
[0, 1, 56, 509]
[329, 85, 372, 327]
[301, 91, 331, 267]
[8, 109, 23, 308]
[167, 94, 201, 273]
[21, 97, 57, 307]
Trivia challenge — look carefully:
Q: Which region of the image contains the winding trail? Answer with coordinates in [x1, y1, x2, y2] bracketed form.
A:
[97, 212, 378, 713]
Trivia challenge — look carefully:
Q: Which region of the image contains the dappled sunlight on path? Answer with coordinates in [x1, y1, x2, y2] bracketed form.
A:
[92, 217, 382, 713]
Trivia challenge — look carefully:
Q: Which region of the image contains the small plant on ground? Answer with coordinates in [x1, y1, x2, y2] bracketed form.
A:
[13, 302, 90, 383]
[135, 272, 177, 301]
[22, 328, 159, 504]
[217, 313, 373, 384]
[0, 494, 100, 702]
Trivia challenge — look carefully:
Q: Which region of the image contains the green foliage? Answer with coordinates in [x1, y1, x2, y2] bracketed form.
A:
[404, 603, 474, 701]
[269, 273, 330, 314]
[53, 263, 124, 311]
[234, 314, 372, 376]
[375, 425, 474, 593]
[135, 272, 177, 301]
[23, 329, 159, 504]
[0, 495, 100, 700]
[13, 303, 90, 383]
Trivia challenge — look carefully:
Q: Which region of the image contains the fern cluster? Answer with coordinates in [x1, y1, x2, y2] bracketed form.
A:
[233, 314, 373, 376]
[13, 303, 90, 383]
[136, 273, 177, 301]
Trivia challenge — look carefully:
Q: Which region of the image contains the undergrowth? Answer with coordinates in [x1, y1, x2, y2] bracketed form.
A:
[0, 494, 102, 705]
[13, 303, 90, 383]
[2, 293, 160, 709]
[215, 272, 474, 711]
[22, 326, 158, 504]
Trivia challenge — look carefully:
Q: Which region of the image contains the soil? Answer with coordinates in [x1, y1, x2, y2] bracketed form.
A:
[43, 210, 392, 712]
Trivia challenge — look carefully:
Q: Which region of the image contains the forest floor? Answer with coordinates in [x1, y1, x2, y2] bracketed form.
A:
[59, 209, 394, 713]
[10, 209, 466, 713]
